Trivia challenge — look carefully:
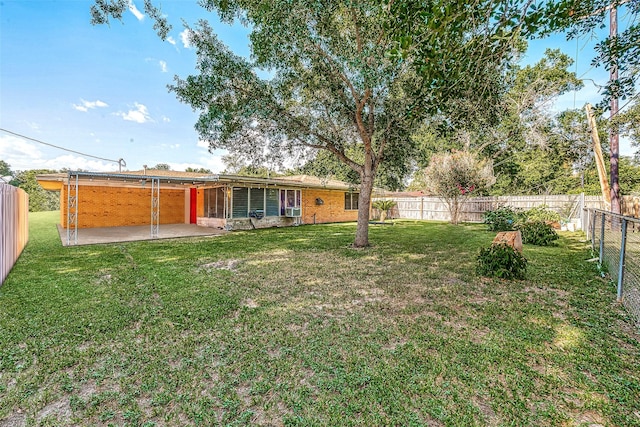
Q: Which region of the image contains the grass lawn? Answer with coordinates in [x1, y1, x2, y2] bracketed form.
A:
[1, 211, 639, 426]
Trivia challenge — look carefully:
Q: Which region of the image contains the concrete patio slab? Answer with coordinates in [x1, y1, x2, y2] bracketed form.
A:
[56, 223, 228, 246]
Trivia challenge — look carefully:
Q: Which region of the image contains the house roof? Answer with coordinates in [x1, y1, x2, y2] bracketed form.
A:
[36, 170, 365, 192]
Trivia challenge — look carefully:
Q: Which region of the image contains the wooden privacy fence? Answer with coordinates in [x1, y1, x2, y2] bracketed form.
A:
[1, 183, 29, 286]
[374, 194, 605, 228]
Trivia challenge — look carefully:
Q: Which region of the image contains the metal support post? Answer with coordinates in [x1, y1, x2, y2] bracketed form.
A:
[66, 173, 78, 246]
[617, 218, 628, 302]
[591, 209, 597, 251]
[580, 193, 585, 231]
[151, 178, 160, 239]
[599, 212, 606, 264]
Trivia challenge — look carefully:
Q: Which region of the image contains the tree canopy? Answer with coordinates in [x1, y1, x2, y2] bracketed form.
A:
[93, 0, 537, 246]
[89, 0, 638, 241]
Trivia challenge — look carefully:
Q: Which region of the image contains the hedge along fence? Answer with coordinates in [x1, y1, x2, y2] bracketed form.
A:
[1, 183, 29, 286]
[373, 194, 606, 229]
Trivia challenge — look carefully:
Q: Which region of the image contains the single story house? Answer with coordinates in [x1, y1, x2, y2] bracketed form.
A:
[37, 170, 368, 238]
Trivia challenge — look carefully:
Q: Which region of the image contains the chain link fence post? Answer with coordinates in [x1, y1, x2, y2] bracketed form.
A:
[599, 211, 606, 265]
[618, 218, 628, 302]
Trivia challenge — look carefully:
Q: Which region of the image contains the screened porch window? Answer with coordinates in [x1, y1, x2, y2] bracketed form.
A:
[265, 188, 279, 216]
[230, 187, 282, 218]
[204, 187, 226, 218]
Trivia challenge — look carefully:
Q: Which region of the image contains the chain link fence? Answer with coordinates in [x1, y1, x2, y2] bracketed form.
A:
[585, 209, 640, 327]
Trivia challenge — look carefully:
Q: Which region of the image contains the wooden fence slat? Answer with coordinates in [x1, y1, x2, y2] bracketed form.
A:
[0, 183, 29, 286]
[374, 194, 606, 227]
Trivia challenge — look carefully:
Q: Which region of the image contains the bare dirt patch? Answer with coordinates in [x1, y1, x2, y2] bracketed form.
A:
[0, 412, 25, 427]
[201, 259, 242, 271]
[37, 398, 72, 423]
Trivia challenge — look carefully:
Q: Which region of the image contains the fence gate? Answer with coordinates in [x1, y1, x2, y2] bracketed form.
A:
[586, 208, 640, 328]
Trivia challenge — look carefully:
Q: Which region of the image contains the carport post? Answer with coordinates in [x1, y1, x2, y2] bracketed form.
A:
[151, 178, 160, 239]
[66, 173, 78, 246]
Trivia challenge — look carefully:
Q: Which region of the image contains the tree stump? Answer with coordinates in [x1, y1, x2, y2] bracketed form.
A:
[492, 231, 523, 253]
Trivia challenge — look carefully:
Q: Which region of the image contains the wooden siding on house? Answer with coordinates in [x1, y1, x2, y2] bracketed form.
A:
[60, 185, 187, 228]
[301, 189, 359, 224]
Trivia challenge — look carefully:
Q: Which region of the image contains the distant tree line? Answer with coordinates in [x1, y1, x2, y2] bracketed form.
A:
[0, 160, 59, 212]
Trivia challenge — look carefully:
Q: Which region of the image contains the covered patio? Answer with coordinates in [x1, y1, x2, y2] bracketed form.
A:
[55, 223, 227, 246]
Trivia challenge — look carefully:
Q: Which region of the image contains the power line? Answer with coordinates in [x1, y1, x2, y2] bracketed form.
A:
[609, 92, 640, 120]
[0, 128, 122, 164]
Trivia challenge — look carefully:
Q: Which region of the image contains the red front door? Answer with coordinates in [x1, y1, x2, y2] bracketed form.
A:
[190, 188, 197, 224]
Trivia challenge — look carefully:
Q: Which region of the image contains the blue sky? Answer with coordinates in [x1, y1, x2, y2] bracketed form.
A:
[0, 0, 633, 173]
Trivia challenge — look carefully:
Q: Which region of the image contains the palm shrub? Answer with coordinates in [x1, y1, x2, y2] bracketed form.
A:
[476, 243, 527, 279]
[372, 199, 397, 222]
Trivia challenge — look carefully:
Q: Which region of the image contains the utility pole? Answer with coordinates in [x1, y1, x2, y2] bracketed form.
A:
[609, 3, 621, 214]
[586, 104, 612, 208]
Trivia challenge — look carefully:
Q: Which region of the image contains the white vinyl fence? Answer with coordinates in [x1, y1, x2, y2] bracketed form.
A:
[374, 194, 605, 229]
[1, 183, 29, 286]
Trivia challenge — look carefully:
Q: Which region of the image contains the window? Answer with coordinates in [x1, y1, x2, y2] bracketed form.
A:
[280, 189, 301, 216]
[204, 187, 225, 218]
[265, 189, 279, 216]
[232, 187, 249, 218]
[345, 192, 359, 210]
[249, 187, 265, 214]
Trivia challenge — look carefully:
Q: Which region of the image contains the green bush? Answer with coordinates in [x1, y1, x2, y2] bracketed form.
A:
[518, 221, 559, 246]
[482, 206, 524, 231]
[476, 243, 527, 279]
[523, 205, 561, 223]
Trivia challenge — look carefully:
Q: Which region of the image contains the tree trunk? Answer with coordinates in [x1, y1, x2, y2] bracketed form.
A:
[354, 172, 374, 247]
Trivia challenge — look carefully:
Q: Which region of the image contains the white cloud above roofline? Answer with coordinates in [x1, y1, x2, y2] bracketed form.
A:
[128, 1, 144, 21]
[114, 103, 152, 124]
[73, 99, 108, 112]
[0, 136, 115, 172]
[180, 29, 192, 49]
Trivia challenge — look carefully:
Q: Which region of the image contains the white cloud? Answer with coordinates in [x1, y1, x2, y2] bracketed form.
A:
[160, 143, 181, 149]
[145, 57, 168, 72]
[73, 99, 108, 113]
[0, 136, 115, 172]
[197, 154, 225, 173]
[24, 121, 41, 131]
[128, 1, 144, 21]
[166, 36, 176, 46]
[162, 116, 171, 123]
[180, 29, 192, 48]
[42, 155, 117, 172]
[0, 135, 44, 169]
[166, 158, 224, 173]
[194, 143, 226, 172]
[114, 103, 152, 124]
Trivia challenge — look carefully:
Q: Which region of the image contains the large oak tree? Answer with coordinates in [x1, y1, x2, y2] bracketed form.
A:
[93, 0, 535, 247]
